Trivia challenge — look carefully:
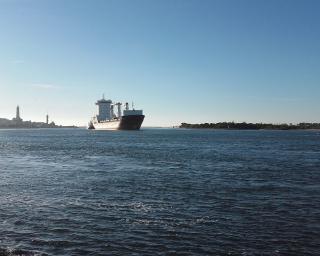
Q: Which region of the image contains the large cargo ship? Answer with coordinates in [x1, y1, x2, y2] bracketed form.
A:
[88, 96, 144, 130]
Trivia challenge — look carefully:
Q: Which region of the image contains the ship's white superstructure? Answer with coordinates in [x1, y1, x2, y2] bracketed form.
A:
[96, 97, 112, 121]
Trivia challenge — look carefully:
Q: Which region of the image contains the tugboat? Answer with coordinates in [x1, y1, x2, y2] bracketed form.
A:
[88, 96, 144, 130]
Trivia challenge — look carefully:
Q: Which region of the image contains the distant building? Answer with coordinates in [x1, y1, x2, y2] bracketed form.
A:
[0, 104, 77, 129]
[12, 105, 23, 123]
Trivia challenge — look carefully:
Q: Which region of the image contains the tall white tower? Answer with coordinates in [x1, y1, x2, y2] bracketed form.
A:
[96, 96, 112, 121]
[16, 105, 22, 121]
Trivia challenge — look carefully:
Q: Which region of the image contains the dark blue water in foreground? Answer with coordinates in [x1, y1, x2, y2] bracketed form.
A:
[0, 128, 319, 255]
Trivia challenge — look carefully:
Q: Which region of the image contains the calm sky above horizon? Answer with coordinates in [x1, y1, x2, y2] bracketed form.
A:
[0, 0, 319, 126]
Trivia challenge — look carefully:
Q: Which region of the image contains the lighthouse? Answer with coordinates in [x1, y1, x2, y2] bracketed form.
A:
[14, 105, 22, 122]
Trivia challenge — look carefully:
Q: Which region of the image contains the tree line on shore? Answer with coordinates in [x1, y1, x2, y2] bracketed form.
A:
[180, 122, 320, 130]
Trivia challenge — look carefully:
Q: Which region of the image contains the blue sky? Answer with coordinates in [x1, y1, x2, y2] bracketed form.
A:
[0, 0, 319, 126]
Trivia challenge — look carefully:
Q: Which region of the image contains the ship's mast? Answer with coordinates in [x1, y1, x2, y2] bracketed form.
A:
[110, 104, 115, 118]
[115, 102, 122, 118]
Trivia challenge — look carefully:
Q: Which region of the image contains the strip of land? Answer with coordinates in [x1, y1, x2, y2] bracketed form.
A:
[180, 122, 320, 130]
[0, 118, 76, 129]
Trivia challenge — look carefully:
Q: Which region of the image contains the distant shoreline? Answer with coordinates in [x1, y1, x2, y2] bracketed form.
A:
[180, 122, 320, 130]
[0, 126, 78, 129]
[0, 117, 77, 129]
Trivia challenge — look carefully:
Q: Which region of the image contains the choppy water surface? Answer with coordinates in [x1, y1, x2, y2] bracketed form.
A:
[0, 128, 319, 255]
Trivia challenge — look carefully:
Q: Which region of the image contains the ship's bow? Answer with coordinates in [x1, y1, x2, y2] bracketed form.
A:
[119, 115, 144, 130]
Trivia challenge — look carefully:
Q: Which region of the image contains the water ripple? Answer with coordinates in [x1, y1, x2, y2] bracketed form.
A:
[0, 129, 319, 255]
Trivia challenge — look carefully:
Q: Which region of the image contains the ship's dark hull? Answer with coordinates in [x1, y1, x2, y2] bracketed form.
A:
[119, 115, 144, 130]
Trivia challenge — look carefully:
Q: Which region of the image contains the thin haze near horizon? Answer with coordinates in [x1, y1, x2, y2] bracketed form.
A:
[0, 0, 319, 127]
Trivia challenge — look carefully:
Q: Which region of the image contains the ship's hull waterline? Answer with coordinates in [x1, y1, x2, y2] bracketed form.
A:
[90, 115, 144, 130]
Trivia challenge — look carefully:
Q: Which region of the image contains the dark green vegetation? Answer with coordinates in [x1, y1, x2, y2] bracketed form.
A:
[180, 122, 320, 130]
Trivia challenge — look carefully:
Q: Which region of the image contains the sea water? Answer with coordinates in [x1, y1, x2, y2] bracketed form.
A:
[0, 128, 319, 255]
